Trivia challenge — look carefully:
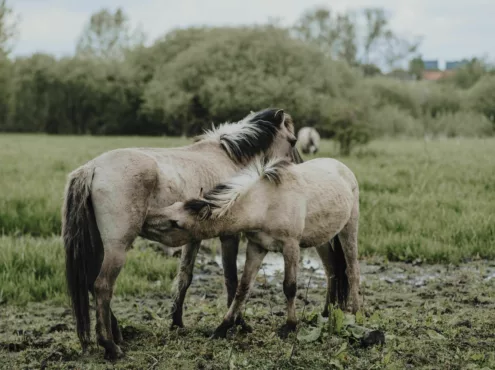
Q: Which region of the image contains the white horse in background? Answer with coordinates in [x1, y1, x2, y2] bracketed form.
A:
[62, 108, 303, 360]
[157, 155, 360, 339]
[298, 127, 321, 155]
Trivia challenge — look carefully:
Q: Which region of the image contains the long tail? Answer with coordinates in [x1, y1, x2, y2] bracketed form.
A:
[330, 235, 349, 307]
[62, 163, 103, 350]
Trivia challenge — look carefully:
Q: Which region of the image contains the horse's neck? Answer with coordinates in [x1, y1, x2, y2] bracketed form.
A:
[185, 140, 243, 169]
[184, 140, 222, 154]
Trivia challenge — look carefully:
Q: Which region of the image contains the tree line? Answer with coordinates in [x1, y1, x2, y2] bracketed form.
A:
[0, 2, 494, 154]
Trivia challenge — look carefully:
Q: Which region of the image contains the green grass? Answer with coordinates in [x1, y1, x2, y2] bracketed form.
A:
[2, 258, 495, 369]
[0, 134, 494, 265]
[0, 236, 177, 305]
[1, 133, 495, 368]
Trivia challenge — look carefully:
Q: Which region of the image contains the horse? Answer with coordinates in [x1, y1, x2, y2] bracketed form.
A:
[297, 127, 320, 155]
[156, 155, 360, 339]
[62, 108, 303, 360]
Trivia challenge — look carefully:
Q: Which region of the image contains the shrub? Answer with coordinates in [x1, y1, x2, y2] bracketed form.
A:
[369, 105, 423, 138]
[421, 83, 463, 118]
[467, 76, 495, 122]
[426, 111, 493, 138]
[366, 77, 422, 118]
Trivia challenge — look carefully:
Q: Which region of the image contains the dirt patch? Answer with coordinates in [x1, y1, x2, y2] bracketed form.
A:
[1, 250, 495, 369]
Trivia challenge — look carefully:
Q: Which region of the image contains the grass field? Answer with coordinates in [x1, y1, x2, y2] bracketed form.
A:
[1, 134, 494, 261]
[1, 134, 495, 369]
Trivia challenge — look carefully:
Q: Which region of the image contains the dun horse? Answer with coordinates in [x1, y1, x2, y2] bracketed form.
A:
[297, 127, 320, 154]
[62, 108, 303, 359]
[157, 155, 360, 338]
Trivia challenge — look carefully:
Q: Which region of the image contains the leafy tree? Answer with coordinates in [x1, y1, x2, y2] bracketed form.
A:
[467, 75, 495, 122]
[292, 6, 421, 69]
[362, 8, 388, 64]
[76, 8, 145, 60]
[361, 63, 382, 77]
[292, 8, 341, 57]
[381, 33, 421, 70]
[442, 58, 494, 89]
[0, 0, 18, 55]
[143, 26, 357, 136]
[409, 57, 424, 80]
[319, 84, 374, 155]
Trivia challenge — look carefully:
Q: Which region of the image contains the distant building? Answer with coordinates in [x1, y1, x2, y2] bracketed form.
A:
[423, 60, 439, 70]
[445, 60, 468, 70]
[421, 59, 465, 81]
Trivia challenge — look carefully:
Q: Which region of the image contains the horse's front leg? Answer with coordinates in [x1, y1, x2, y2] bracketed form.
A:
[219, 235, 252, 333]
[278, 239, 300, 339]
[211, 241, 267, 339]
[170, 240, 201, 329]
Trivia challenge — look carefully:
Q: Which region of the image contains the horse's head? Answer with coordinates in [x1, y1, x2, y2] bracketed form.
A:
[161, 194, 217, 234]
[198, 108, 303, 165]
[251, 108, 303, 164]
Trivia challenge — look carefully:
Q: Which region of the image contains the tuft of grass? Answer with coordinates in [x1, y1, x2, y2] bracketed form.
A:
[0, 236, 177, 305]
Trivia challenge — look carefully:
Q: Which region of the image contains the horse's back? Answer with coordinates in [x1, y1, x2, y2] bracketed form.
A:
[294, 158, 357, 247]
[297, 158, 357, 192]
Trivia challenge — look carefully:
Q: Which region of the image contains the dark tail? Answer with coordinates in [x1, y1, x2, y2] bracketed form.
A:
[330, 235, 349, 307]
[62, 164, 104, 350]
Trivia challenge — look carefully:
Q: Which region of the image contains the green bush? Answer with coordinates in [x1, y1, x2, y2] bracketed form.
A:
[467, 76, 495, 122]
[366, 77, 422, 118]
[369, 105, 423, 138]
[421, 83, 463, 118]
[426, 111, 493, 138]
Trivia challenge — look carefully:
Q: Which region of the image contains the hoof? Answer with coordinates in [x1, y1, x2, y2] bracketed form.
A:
[170, 321, 185, 330]
[277, 322, 296, 339]
[236, 317, 253, 334]
[114, 333, 124, 345]
[210, 322, 233, 339]
[104, 345, 124, 361]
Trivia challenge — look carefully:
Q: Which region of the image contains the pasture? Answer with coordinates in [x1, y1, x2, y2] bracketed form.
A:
[1, 134, 495, 369]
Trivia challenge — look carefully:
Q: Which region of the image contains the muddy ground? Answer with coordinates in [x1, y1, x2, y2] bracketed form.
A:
[1, 247, 495, 369]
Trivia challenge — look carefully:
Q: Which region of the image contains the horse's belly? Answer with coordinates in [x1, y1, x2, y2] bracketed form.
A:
[245, 232, 284, 253]
[301, 206, 351, 248]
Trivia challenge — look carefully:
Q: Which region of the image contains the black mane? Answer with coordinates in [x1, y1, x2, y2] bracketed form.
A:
[184, 183, 232, 219]
[219, 108, 284, 163]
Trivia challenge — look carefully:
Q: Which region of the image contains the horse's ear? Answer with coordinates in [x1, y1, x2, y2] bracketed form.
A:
[198, 203, 212, 221]
[274, 109, 285, 126]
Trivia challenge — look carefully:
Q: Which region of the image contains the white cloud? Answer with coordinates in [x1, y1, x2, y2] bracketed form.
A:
[12, 0, 494, 66]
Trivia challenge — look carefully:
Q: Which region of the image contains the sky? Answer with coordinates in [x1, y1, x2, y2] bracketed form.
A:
[12, 0, 494, 68]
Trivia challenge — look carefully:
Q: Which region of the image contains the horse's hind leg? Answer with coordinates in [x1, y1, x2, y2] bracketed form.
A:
[91, 157, 156, 359]
[88, 296, 123, 345]
[315, 242, 337, 317]
[170, 241, 201, 328]
[219, 235, 251, 332]
[93, 245, 127, 360]
[338, 199, 361, 313]
[111, 310, 123, 344]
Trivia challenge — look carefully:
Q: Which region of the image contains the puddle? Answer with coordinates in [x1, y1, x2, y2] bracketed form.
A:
[191, 239, 495, 290]
[213, 250, 326, 279]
